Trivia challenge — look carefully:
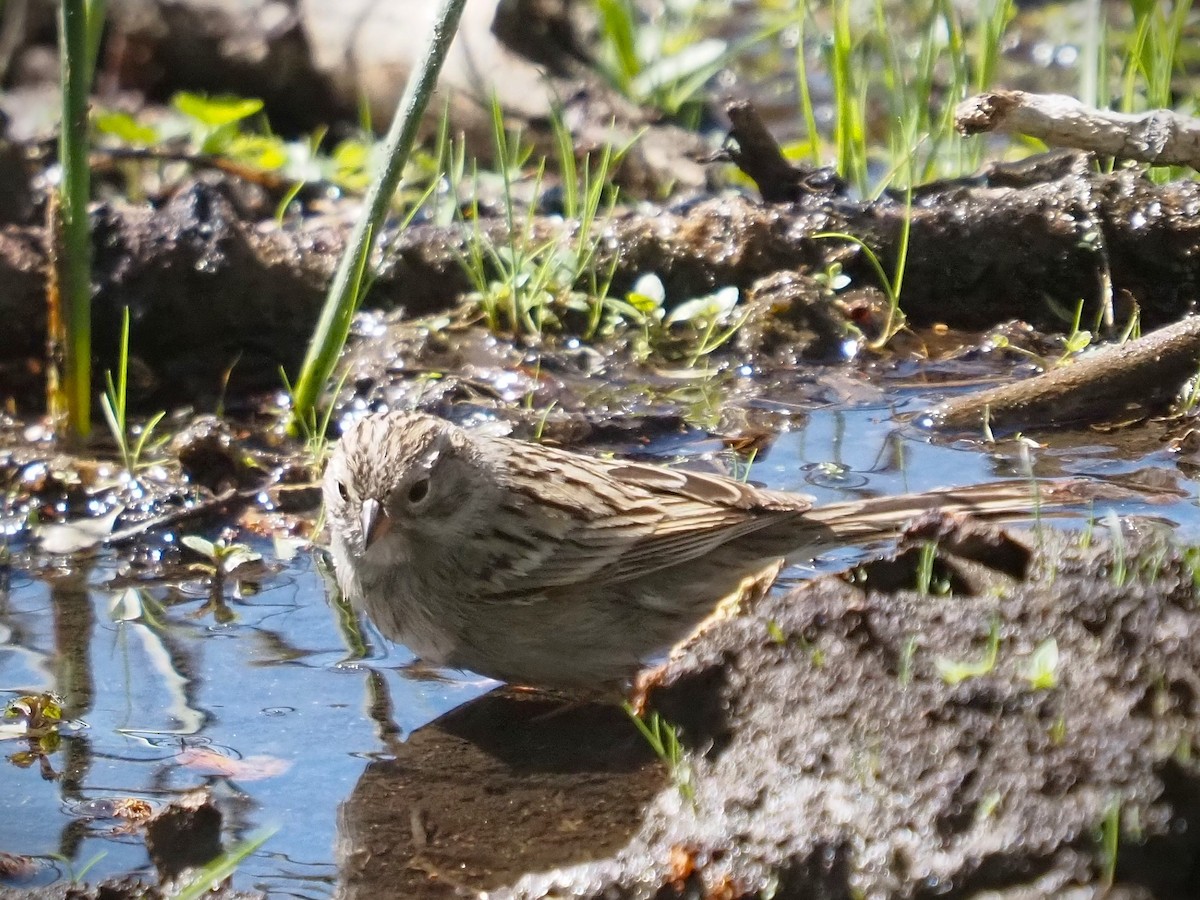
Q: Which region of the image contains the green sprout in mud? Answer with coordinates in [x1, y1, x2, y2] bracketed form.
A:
[550, 113, 625, 341]
[732, 448, 760, 485]
[1022, 637, 1059, 691]
[935, 618, 1001, 686]
[1135, 542, 1171, 587]
[897, 635, 918, 687]
[1079, 503, 1096, 551]
[1099, 797, 1121, 889]
[813, 260, 851, 294]
[1174, 734, 1193, 765]
[1102, 510, 1128, 587]
[609, 274, 751, 366]
[1182, 546, 1200, 593]
[458, 100, 622, 339]
[667, 286, 750, 367]
[991, 298, 1140, 372]
[915, 541, 950, 597]
[171, 93, 269, 157]
[1048, 714, 1067, 746]
[530, 400, 559, 445]
[624, 705, 695, 803]
[1050, 297, 1097, 364]
[976, 791, 1002, 822]
[281, 367, 350, 471]
[1176, 359, 1200, 418]
[610, 273, 667, 359]
[453, 96, 752, 364]
[810, 227, 909, 350]
[100, 307, 167, 475]
[766, 622, 825, 666]
[1014, 438, 1045, 552]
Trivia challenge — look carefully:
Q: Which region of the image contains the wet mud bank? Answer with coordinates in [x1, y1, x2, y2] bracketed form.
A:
[2, 147, 1200, 405]
[448, 525, 1200, 899]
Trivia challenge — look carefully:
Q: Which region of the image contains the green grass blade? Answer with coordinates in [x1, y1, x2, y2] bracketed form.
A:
[57, 0, 95, 443]
[288, 0, 469, 434]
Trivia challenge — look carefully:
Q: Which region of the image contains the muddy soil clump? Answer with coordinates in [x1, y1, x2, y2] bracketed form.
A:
[453, 525, 1200, 899]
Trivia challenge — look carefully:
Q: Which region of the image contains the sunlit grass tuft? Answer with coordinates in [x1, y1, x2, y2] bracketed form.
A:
[99, 307, 166, 475]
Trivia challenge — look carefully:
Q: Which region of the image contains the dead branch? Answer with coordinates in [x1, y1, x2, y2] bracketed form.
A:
[956, 90, 1200, 170]
[923, 314, 1200, 433]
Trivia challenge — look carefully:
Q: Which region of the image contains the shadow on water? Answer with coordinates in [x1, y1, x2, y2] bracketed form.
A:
[1, 393, 1198, 896]
[337, 692, 661, 900]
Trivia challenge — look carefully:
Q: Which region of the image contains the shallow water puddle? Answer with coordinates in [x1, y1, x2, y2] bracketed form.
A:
[1, 391, 1198, 896]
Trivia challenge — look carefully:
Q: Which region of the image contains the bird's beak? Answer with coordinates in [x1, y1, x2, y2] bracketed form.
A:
[361, 498, 392, 550]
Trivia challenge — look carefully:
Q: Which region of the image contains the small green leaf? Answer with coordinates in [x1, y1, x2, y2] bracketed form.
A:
[221, 547, 262, 573]
[330, 138, 373, 191]
[93, 110, 158, 145]
[226, 135, 288, 171]
[172, 92, 264, 127]
[1023, 637, 1059, 690]
[936, 619, 1001, 685]
[1063, 330, 1093, 355]
[181, 535, 217, 560]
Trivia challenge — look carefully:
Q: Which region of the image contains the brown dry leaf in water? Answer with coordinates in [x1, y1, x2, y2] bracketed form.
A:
[111, 797, 155, 821]
[0, 852, 38, 879]
[177, 747, 291, 780]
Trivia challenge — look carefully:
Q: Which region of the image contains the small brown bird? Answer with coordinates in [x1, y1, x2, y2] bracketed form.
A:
[323, 412, 1051, 691]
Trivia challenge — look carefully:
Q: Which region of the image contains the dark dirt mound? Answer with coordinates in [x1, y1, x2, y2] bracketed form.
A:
[479, 524, 1200, 899]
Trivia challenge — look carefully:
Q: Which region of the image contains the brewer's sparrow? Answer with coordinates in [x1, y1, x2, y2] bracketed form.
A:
[324, 411, 1046, 690]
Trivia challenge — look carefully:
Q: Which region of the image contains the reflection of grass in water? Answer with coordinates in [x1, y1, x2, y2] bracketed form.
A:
[49, 850, 106, 885]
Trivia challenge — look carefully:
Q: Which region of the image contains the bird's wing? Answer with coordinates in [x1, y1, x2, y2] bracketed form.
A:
[475, 442, 811, 598]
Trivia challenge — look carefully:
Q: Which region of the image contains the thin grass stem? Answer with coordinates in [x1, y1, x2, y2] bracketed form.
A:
[289, 0, 468, 434]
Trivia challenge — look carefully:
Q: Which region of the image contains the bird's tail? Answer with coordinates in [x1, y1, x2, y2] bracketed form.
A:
[800, 478, 1124, 544]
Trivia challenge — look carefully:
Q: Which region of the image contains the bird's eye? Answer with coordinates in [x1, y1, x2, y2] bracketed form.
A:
[337, 481, 350, 502]
[407, 477, 430, 504]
